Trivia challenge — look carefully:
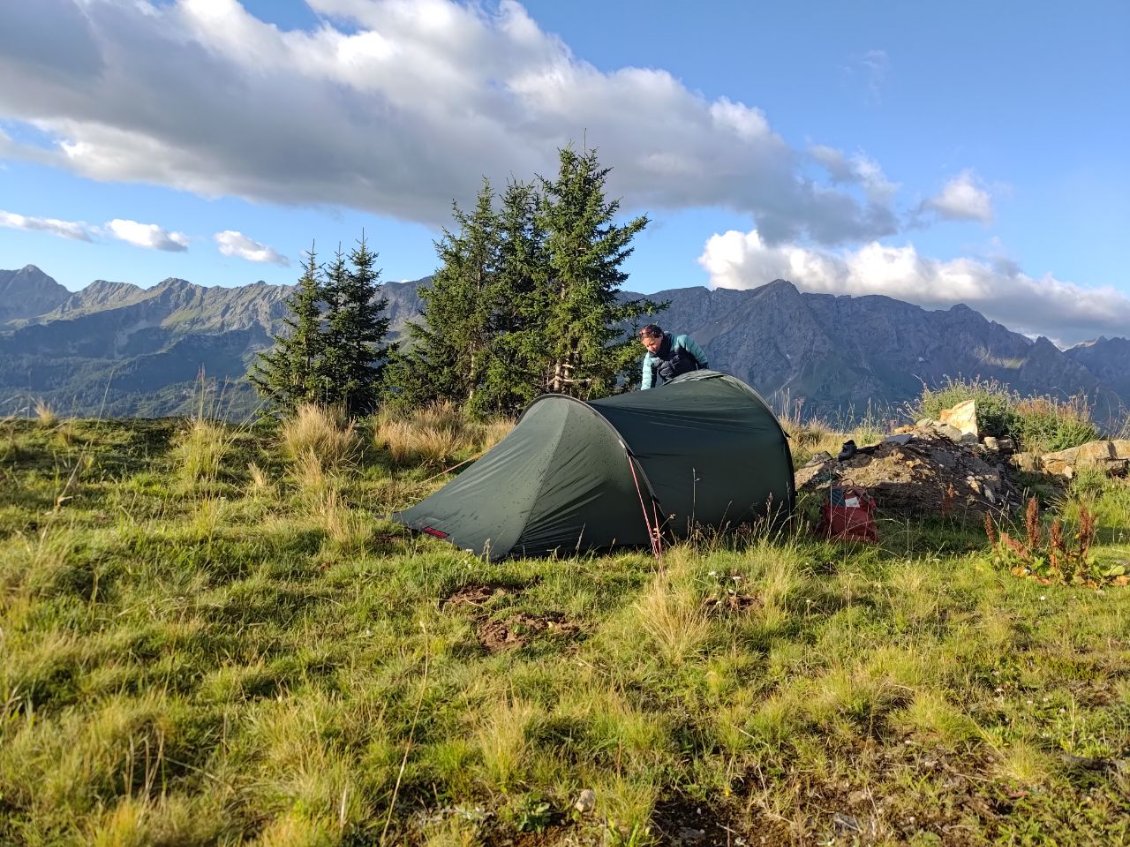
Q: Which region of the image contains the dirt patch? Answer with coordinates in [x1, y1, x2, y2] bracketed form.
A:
[444, 584, 580, 653]
[795, 433, 1024, 518]
[477, 612, 581, 653]
[652, 797, 775, 846]
[443, 583, 513, 608]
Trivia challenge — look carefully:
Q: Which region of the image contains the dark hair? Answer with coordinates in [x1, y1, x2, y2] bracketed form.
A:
[638, 324, 663, 339]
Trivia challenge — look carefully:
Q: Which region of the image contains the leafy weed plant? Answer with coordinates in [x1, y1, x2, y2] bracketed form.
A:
[987, 496, 1127, 586]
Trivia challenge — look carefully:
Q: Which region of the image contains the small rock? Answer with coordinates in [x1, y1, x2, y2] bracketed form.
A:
[982, 436, 999, 451]
[574, 788, 596, 814]
[936, 423, 964, 443]
[804, 451, 833, 466]
[1010, 452, 1043, 473]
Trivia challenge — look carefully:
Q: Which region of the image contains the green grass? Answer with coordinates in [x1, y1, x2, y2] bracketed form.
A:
[1, 415, 1128, 845]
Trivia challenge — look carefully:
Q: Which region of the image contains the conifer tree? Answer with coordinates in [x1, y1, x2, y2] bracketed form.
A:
[475, 178, 549, 415]
[319, 234, 391, 416]
[385, 147, 658, 415]
[385, 179, 502, 410]
[249, 247, 325, 412]
[538, 145, 655, 398]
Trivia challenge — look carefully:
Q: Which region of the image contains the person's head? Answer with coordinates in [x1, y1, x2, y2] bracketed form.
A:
[639, 324, 664, 354]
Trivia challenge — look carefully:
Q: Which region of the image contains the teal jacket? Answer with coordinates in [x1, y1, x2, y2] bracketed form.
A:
[641, 333, 708, 389]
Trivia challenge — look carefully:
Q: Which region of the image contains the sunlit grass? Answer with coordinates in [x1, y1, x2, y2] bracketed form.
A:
[0, 415, 1127, 845]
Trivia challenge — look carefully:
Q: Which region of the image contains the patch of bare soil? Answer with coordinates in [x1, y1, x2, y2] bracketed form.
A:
[786, 744, 1019, 845]
[477, 612, 581, 654]
[443, 583, 512, 608]
[795, 433, 1024, 518]
[443, 583, 581, 653]
[652, 797, 762, 846]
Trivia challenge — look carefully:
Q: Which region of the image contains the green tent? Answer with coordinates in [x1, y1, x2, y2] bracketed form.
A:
[393, 371, 795, 559]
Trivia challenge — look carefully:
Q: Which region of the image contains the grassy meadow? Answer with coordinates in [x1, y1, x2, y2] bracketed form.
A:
[1, 404, 1128, 846]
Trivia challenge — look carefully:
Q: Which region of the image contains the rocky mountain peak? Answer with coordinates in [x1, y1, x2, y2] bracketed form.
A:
[754, 279, 802, 299]
[0, 264, 71, 323]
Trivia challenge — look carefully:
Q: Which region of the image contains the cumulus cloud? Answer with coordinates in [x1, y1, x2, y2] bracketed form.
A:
[0, 0, 899, 244]
[106, 218, 189, 251]
[923, 170, 993, 223]
[698, 229, 1130, 345]
[0, 209, 92, 240]
[809, 145, 898, 202]
[214, 230, 289, 265]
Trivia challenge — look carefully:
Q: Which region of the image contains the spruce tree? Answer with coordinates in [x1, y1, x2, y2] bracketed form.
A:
[385, 179, 502, 411]
[319, 234, 391, 416]
[538, 145, 656, 398]
[385, 148, 658, 415]
[249, 247, 325, 413]
[475, 178, 549, 415]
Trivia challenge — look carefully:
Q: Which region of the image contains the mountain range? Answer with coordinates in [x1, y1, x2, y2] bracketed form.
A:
[1, 264, 1127, 426]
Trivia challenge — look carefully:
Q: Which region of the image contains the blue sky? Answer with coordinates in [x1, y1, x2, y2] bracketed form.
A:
[0, 0, 1127, 344]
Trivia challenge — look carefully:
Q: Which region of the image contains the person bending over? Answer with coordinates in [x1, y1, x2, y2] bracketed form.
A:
[638, 324, 708, 390]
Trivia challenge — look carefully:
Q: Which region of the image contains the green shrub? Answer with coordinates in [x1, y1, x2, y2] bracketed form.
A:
[1010, 396, 1099, 453]
[911, 377, 1017, 438]
[912, 379, 1100, 451]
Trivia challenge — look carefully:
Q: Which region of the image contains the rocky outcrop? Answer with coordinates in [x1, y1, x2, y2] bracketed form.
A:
[795, 428, 1023, 517]
[1027, 440, 1130, 479]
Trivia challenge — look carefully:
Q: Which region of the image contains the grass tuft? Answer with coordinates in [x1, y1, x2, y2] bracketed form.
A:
[34, 397, 58, 427]
[281, 404, 359, 470]
[374, 401, 513, 467]
[172, 418, 233, 487]
[633, 567, 709, 666]
[476, 697, 539, 793]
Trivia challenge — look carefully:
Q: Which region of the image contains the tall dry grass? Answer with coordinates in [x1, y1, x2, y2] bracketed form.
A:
[34, 398, 58, 427]
[374, 402, 513, 467]
[281, 404, 359, 470]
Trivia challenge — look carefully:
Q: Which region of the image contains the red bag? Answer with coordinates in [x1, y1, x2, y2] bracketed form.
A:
[821, 486, 878, 542]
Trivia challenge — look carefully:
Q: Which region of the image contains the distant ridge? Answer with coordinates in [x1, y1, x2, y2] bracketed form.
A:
[0, 265, 1125, 424]
[0, 265, 70, 322]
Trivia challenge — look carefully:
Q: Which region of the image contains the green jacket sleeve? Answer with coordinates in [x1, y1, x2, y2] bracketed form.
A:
[674, 335, 708, 368]
[640, 352, 655, 389]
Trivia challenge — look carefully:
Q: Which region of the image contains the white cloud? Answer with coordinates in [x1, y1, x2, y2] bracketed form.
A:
[698, 229, 1130, 345]
[924, 170, 993, 223]
[0, 0, 900, 244]
[809, 145, 898, 202]
[842, 49, 889, 105]
[0, 209, 92, 240]
[106, 218, 189, 251]
[214, 230, 289, 265]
